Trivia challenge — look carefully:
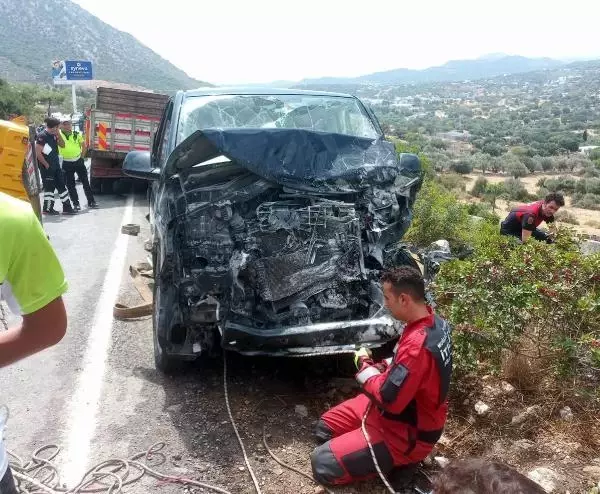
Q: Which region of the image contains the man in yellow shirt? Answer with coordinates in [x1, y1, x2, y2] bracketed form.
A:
[59, 118, 98, 211]
[0, 192, 68, 492]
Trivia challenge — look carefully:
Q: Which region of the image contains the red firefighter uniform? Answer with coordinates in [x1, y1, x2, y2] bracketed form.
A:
[311, 307, 452, 486]
[500, 200, 555, 242]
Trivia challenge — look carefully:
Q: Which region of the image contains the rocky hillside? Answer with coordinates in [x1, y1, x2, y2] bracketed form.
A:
[0, 0, 210, 91]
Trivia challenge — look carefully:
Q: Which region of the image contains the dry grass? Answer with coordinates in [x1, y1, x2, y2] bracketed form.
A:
[501, 350, 539, 393]
[586, 219, 600, 229]
[441, 373, 600, 492]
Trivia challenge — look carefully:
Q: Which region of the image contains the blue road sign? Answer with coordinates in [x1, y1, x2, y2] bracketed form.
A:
[52, 60, 93, 84]
[65, 60, 93, 81]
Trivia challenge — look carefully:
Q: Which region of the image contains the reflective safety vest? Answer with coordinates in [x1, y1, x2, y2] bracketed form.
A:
[58, 130, 83, 160]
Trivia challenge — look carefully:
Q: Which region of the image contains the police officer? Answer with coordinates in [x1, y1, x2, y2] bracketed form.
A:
[311, 266, 452, 487]
[59, 118, 98, 210]
[500, 192, 565, 244]
[35, 117, 76, 215]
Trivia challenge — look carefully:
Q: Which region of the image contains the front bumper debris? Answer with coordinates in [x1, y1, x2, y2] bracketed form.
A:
[221, 316, 401, 356]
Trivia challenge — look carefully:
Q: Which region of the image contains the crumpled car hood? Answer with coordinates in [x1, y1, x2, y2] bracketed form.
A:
[156, 126, 423, 356]
[165, 128, 420, 192]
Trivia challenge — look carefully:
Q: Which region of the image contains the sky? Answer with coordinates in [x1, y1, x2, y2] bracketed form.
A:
[73, 0, 600, 85]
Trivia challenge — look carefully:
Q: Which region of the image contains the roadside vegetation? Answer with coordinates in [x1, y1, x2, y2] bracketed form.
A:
[400, 140, 600, 491]
[402, 140, 600, 391]
[0, 78, 95, 121]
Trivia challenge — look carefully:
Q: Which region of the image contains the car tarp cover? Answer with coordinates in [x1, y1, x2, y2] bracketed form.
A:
[165, 129, 420, 192]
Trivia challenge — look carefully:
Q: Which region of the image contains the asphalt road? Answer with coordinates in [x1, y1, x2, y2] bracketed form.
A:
[1, 188, 403, 494]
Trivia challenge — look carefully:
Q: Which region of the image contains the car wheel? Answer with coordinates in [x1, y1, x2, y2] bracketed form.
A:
[133, 178, 148, 194]
[90, 177, 101, 194]
[100, 179, 114, 195]
[152, 255, 183, 374]
[113, 178, 133, 196]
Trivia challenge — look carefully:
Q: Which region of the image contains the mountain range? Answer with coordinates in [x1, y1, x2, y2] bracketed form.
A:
[294, 55, 566, 86]
[0, 0, 592, 92]
[0, 0, 209, 91]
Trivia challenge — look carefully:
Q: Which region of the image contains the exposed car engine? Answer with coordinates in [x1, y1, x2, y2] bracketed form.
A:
[154, 128, 423, 356]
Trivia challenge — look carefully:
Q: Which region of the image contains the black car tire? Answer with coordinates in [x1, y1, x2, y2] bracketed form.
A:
[152, 255, 184, 374]
[100, 179, 114, 195]
[90, 177, 101, 194]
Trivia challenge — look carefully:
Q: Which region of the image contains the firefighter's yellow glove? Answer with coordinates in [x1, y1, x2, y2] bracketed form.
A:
[354, 347, 372, 369]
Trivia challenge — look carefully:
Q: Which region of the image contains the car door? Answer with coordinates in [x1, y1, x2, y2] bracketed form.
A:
[148, 100, 174, 241]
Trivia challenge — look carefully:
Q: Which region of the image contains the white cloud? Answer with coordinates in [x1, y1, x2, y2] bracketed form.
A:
[73, 0, 600, 84]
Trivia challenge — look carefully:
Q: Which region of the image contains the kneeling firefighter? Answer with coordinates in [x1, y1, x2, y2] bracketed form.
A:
[311, 266, 453, 487]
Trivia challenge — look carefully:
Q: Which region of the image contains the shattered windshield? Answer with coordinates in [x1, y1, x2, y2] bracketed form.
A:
[177, 94, 380, 143]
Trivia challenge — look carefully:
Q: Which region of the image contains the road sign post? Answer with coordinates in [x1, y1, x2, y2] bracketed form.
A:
[72, 84, 77, 115]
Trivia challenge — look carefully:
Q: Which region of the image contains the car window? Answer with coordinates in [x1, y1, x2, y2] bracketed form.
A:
[156, 103, 173, 167]
[177, 94, 380, 144]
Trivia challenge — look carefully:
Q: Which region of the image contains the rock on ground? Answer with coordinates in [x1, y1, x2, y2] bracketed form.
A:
[582, 240, 600, 255]
[512, 405, 541, 425]
[512, 439, 536, 453]
[527, 467, 561, 493]
[474, 400, 490, 415]
[501, 381, 516, 394]
[559, 406, 574, 421]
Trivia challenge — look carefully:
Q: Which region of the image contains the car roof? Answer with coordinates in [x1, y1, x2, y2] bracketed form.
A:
[182, 87, 355, 98]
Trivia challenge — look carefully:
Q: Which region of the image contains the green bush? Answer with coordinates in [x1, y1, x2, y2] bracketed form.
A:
[521, 156, 540, 173]
[572, 193, 600, 210]
[503, 178, 531, 201]
[541, 177, 578, 194]
[583, 167, 600, 178]
[430, 138, 448, 150]
[505, 160, 530, 178]
[531, 160, 543, 173]
[471, 176, 488, 198]
[432, 227, 600, 382]
[482, 143, 504, 157]
[466, 202, 501, 224]
[572, 178, 600, 200]
[556, 157, 570, 172]
[450, 161, 474, 175]
[489, 157, 503, 173]
[536, 186, 550, 199]
[404, 180, 470, 249]
[483, 183, 505, 212]
[589, 148, 600, 161]
[540, 157, 555, 171]
[585, 178, 600, 194]
[437, 173, 467, 192]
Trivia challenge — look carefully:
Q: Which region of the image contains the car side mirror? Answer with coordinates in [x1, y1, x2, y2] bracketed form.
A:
[123, 151, 159, 180]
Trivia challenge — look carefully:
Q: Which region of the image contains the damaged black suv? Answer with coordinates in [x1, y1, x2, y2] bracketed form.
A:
[123, 88, 423, 372]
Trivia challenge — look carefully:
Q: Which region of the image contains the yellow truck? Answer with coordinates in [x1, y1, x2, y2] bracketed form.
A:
[0, 118, 43, 221]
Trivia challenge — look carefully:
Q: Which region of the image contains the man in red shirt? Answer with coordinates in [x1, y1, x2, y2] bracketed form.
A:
[311, 266, 452, 487]
[500, 192, 565, 244]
